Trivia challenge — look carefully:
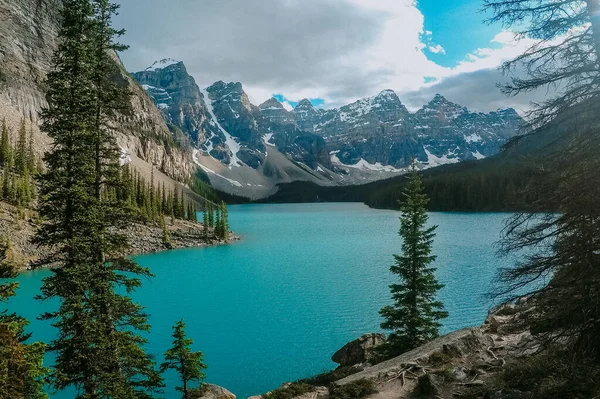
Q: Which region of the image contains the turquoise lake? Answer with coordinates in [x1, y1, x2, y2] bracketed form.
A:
[8, 203, 515, 399]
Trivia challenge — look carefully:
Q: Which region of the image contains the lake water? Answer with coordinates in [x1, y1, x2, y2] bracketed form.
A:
[8, 203, 515, 399]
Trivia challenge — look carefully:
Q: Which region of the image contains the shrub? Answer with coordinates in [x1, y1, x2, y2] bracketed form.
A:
[329, 379, 376, 399]
[497, 352, 600, 399]
[263, 383, 315, 399]
[300, 366, 364, 386]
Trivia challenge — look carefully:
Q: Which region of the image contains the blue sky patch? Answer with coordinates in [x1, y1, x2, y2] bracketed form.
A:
[273, 94, 325, 109]
[417, 0, 500, 67]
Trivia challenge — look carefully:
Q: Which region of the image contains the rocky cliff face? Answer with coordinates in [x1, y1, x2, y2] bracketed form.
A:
[0, 0, 193, 183]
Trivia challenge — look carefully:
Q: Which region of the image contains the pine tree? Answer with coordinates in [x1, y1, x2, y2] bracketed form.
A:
[208, 203, 214, 228]
[173, 186, 180, 219]
[160, 320, 207, 399]
[0, 238, 49, 399]
[161, 182, 167, 214]
[220, 202, 228, 241]
[0, 119, 10, 169]
[202, 206, 209, 240]
[2, 171, 10, 201]
[214, 207, 222, 239]
[27, 128, 36, 175]
[379, 164, 447, 358]
[15, 119, 28, 175]
[179, 188, 185, 219]
[36, 0, 162, 396]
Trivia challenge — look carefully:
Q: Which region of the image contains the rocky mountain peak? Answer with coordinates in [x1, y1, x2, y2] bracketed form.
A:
[206, 81, 253, 112]
[374, 89, 400, 102]
[259, 98, 285, 110]
[295, 99, 315, 110]
[145, 58, 183, 72]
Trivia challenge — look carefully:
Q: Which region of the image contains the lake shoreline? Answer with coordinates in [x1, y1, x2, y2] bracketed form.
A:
[0, 201, 237, 271]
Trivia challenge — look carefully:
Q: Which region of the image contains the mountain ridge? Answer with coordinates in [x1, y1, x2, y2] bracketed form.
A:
[131, 59, 523, 198]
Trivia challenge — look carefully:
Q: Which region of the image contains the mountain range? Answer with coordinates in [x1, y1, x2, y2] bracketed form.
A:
[132, 59, 523, 198]
[0, 0, 523, 201]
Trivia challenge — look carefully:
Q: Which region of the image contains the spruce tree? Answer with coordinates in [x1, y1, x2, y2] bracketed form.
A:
[27, 128, 36, 175]
[220, 202, 228, 241]
[173, 186, 180, 219]
[379, 165, 447, 358]
[15, 119, 27, 175]
[160, 320, 207, 399]
[214, 207, 222, 239]
[208, 204, 214, 228]
[202, 207, 209, 240]
[36, 0, 162, 396]
[0, 238, 48, 399]
[0, 119, 10, 169]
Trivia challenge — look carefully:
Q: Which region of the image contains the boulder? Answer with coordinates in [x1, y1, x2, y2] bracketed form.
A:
[331, 333, 386, 367]
[197, 384, 236, 399]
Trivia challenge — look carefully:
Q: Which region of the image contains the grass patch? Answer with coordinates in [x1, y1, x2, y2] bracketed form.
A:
[263, 383, 315, 399]
[329, 379, 376, 399]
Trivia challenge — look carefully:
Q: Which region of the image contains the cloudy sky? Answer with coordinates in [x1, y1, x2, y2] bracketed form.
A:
[115, 0, 545, 113]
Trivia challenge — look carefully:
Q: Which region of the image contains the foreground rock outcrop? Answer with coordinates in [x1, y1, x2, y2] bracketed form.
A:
[331, 333, 386, 367]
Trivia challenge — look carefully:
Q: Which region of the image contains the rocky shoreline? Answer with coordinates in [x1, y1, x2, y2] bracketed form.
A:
[203, 299, 535, 399]
[0, 202, 237, 270]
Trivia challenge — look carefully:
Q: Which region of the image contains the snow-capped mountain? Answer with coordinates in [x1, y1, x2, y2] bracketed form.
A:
[132, 60, 523, 197]
[293, 91, 522, 169]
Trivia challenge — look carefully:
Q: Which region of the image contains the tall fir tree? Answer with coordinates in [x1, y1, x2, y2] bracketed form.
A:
[0, 238, 48, 399]
[208, 203, 214, 228]
[36, 0, 162, 397]
[0, 119, 10, 169]
[379, 164, 447, 358]
[27, 128, 36, 175]
[160, 320, 207, 399]
[214, 207, 222, 239]
[202, 206, 209, 240]
[220, 202, 228, 241]
[15, 119, 28, 175]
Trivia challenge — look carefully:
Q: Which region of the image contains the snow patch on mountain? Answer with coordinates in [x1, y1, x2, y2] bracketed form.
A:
[464, 133, 483, 143]
[331, 153, 403, 172]
[423, 147, 461, 168]
[201, 88, 243, 168]
[195, 162, 243, 187]
[472, 150, 485, 160]
[145, 58, 180, 71]
[262, 133, 275, 147]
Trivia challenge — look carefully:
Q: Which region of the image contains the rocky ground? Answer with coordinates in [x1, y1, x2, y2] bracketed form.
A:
[0, 201, 237, 270]
[239, 298, 538, 399]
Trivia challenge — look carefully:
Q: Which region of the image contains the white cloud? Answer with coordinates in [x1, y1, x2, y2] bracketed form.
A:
[281, 101, 294, 111]
[428, 44, 446, 54]
[116, 0, 549, 112]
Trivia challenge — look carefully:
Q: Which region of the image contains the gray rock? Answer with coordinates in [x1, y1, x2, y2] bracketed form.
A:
[331, 333, 386, 367]
[197, 384, 236, 399]
[452, 366, 470, 381]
